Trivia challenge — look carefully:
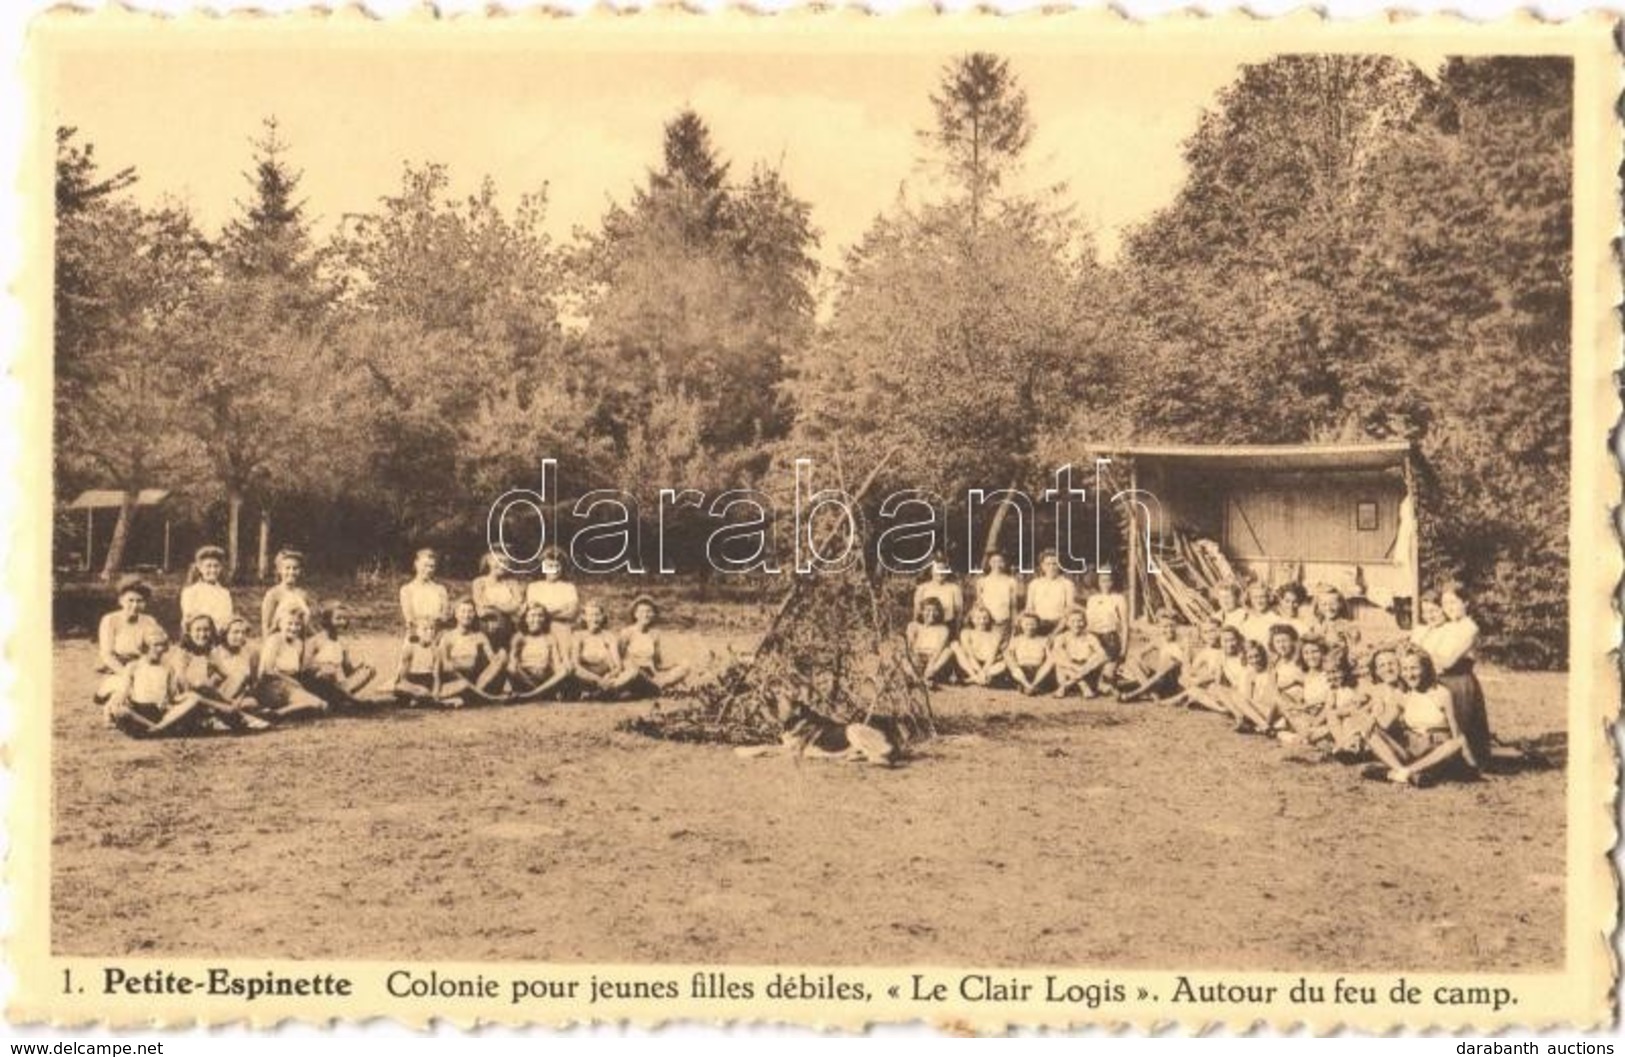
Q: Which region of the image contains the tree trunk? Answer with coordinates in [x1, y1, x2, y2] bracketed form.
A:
[226, 488, 244, 583]
[98, 491, 135, 581]
[981, 475, 1024, 563]
[256, 508, 271, 583]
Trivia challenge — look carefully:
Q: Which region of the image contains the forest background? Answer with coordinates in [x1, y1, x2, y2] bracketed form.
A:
[52, 52, 1572, 664]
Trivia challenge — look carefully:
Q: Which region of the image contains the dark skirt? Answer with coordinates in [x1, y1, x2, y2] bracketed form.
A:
[1439, 660, 1492, 772]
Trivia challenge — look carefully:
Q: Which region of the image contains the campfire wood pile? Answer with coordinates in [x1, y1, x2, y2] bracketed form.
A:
[621, 450, 936, 749]
[1101, 458, 1239, 626]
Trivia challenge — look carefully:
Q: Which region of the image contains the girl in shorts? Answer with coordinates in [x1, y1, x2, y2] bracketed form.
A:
[1050, 607, 1108, 699]
[257, 607, 327, 719]
[306, 602, 379, 708]
[571, 601, 637, 699]
[439, 598, 506, 702]
[905, 596, 955, 686]
[1004, 611, 1055, 696]
[105, 627, 209, 738]
[507, 604, 571, 702]
[950, 602, 1008, 686]
[619, 595, 689, 697]
[94, 575, 162, 706]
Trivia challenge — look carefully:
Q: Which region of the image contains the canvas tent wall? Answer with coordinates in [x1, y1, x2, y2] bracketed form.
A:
[1102, 442, 1418, 626]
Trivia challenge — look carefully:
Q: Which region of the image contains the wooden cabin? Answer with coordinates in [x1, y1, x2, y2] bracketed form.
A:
[1103, 442, 1418, 628]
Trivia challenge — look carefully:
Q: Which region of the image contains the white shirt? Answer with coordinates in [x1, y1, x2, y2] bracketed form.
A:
[1025, 576, 1076, 623]
[400, 580, 450, 627]
[181, 582, 234, 631]
[1402, 686, 1452, 732]
[974, 573, 1021, 624]
[525, 580, 581, 623]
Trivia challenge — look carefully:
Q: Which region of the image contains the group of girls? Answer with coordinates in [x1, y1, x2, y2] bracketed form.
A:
[392, 546, 688, 708]
[903, 552, 1494, 787]
[92, 545, 688, 738]
[905, 549, 1136, 699]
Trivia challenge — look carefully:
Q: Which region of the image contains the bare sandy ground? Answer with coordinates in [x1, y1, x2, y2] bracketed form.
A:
[50, 634, 1565, 970]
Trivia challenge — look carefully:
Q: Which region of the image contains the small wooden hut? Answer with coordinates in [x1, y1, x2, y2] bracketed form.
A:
[1102, 442, 1419, 628]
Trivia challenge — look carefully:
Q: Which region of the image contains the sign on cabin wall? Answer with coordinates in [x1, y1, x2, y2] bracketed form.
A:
[1221, 475, 1402, 566]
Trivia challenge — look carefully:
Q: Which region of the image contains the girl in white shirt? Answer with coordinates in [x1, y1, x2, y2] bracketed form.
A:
[1367, 649, 1474, 785]
[180, 545, 234, 632]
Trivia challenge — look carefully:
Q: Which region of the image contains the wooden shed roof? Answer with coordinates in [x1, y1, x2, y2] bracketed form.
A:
[1101, 441, 1412, 474]
[64, 489, 171, 510]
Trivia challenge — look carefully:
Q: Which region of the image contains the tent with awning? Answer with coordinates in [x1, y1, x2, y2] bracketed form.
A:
[1095, 442, 1419, 626]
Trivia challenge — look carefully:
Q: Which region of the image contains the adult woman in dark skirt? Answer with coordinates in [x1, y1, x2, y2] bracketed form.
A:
[1427, 585, 1493, 772]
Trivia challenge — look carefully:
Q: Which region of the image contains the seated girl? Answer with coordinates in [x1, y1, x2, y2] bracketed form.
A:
[619, 595, 689, 697]
[1261, 623, 1306, 737]
[256, 608, 328, 719]
[507, 604, 571, 702]
[905, 597, 955, 686]
[950, 603, 1007, 687]
[1278, 635, 1335, 745]
[1004, 610, 1055, 696]
[1361, 647, 1407, 741]
[306, 602, 379, 709]
[438, 598, 507, 703]
[1051, 607, 1109, 699]
[1308, 586, 1363, 663]
[1177, 620, 1225, 710]
[1229, 639, 1277, 734]
[1183, 622, 1239, 715]
[95, 575, 162, 706]
[1367, 649, 1480, 786]
[391, 617, 461, 707]
[105, 627, 215, 738]
[1118, 611, 1190, 704]
[571, 601, 639, 699]
[170, 614, 270, 732]
[212, 616, 266, 718]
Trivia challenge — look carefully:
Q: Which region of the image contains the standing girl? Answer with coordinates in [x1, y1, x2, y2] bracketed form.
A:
[94, 575, 162, 705]
[973, 552, 1022, 643]
[1426, 586, 1492, 773]
[525, 547, 581, 647]
[1024, 549, 1076, 636]
[180, 545, 233, 633]
[260, 549, 317, 638]
[913, 556, 966, 634]
[399, 547, 451, 632]
[1083, 568, 1131, 681]
[471, 551, 527, 651]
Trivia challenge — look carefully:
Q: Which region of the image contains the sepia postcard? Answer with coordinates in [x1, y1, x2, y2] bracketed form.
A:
[8, 6, 1621, 1032]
